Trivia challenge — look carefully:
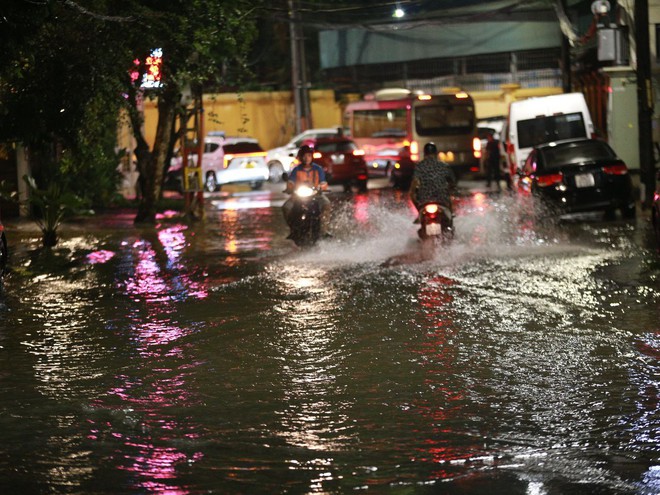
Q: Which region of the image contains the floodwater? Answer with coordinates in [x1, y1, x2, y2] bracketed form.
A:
[0, 181, 659, 494]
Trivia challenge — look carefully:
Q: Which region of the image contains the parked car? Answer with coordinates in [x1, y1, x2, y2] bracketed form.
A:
[519, 138, 635, 218]
[266, 127, 346, 182]
[311, 137, 369, 192]
[652, 171, 660, 252]
[167, 136, 268, 192]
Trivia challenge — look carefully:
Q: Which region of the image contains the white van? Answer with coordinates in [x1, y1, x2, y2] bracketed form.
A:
[505, 92, 595, 178]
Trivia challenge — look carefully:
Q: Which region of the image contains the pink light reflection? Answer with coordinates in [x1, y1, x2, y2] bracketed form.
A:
[86, 250, 116, 264]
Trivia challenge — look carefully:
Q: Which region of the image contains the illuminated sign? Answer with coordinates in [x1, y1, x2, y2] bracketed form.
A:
[130, 48, 163, 89]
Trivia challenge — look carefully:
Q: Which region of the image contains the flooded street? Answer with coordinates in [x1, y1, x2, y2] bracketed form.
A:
[0, 180, 659, 494]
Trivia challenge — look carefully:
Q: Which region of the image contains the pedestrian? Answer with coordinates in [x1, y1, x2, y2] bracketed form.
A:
[485, 132, 501, 190]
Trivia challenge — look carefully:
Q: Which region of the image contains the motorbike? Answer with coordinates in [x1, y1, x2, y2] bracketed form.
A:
[287, 184, 323, 247]
[417, 201, 453, 243]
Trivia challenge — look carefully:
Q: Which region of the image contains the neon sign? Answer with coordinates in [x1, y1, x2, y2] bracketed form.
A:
[130, 48, 163, 89]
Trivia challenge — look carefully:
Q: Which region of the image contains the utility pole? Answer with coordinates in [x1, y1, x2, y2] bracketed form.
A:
[634, 0, 656, 206]
[288, 0, 311, 134]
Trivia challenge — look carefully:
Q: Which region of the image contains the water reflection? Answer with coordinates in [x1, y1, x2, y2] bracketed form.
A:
[86, 222, 209, 493]
[408, 274, 485, 481]
[630, 320, 660, 494]
[2, 183, 659, 494]
[268, 263, 354, 492]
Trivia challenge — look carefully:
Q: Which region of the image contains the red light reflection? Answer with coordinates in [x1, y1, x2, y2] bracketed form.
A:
[407, 275, 483, 479]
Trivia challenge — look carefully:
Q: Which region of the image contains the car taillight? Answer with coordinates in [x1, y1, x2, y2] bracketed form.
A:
[602, 162, 628, 175]
[353, 149, 365, 156]
[536, 173, 563, 187]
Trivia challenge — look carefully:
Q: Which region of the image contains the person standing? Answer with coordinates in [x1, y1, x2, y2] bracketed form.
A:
[485, 132, 502, 190]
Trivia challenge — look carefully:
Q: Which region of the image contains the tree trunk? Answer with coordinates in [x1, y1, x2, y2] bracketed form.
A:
[133, 85, 179, 224]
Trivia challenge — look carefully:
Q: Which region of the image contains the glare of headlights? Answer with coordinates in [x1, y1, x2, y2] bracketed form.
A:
[295, 185, 315, 197]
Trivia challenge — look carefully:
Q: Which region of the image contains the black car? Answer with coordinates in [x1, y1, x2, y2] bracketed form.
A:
[520, 138, 635, 218]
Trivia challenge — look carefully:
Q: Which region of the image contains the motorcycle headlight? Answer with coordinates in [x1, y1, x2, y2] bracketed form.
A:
[295, 185, 315, 198]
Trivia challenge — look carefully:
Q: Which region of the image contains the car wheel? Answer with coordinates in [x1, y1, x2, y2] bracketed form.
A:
[0, 232, 7, 275]
[204, 172, 217, 192]
[604, 207, 616, 220]
[621, 203, 636, 219]
[268, 162, 284, 183]
[250, 181, 263, 191]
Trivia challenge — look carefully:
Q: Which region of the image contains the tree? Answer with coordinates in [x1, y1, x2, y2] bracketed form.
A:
[0, 0, 129, 213]
[116, 0, 261, 223]
[0, 0, 262, 227]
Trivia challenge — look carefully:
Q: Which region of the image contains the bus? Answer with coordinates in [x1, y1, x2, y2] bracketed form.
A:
[343, 88, 482, 187]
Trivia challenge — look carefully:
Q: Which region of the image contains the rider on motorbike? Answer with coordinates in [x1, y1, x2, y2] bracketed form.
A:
[282, 144, 331, 237]
[409, 142, 456, 226]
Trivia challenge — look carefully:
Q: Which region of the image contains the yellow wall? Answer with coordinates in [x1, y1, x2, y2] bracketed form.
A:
[471, 84, 564, 119]
[138, 85, 565, 151]
[141, 89, 345, 151]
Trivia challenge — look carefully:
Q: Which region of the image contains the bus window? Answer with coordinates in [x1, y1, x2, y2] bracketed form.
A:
[415, 104, 474, 136]
[352, 109, 407, 138]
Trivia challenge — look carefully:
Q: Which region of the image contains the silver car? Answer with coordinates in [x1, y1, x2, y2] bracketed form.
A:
[265, 127, 346, 182]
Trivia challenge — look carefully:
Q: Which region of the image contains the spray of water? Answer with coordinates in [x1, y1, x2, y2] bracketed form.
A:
[286, 192, 590, 268]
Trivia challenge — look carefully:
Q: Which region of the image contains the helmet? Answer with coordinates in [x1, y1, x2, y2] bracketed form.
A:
[423, 142, 438, 157]
[297, 144, 313, 160]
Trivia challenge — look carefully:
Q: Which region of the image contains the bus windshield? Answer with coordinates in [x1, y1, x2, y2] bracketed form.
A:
[414, 103, 475, 136]
[351, 109, 407, 139]
[517, 113, 586, 149]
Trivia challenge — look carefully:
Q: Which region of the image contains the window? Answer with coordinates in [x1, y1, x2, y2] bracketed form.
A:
[315, 141, 357, 153]
[222, 142, 263, 154]
[539, 141, 615, 170]
[517, 113, 586, 149]
[205, 143, 220, 153]
[415, 104, 474, 136]
[352, 109, 407, 139]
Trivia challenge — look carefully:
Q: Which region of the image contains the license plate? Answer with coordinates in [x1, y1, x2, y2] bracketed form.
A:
[425, 223, 442, 236]
[574, 173, 594, 188]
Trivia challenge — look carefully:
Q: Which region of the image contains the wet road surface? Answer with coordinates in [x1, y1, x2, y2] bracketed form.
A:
[0, 179, 659, 494]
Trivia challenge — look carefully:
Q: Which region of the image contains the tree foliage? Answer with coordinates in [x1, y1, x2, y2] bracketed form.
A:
[0, 0, 262, 224]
